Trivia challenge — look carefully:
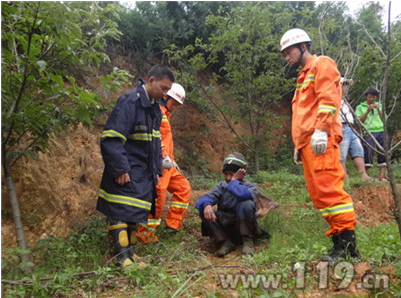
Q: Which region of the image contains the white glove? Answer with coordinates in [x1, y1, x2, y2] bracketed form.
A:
[162, 156, 173, 169]
[310, 129, 328, 156]
[172, 161, 180, 172]
[294, 150, 302, 165]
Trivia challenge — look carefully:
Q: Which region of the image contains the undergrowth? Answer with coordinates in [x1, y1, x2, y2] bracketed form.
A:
[2, 168, 401, 297]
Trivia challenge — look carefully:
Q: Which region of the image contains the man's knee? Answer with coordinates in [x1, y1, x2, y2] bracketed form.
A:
[237, 200, 255, 218]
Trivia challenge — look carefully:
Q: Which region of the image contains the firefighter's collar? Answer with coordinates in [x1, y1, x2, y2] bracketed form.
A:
[299, 54, 317, 74]
[137, 79, 154, 107]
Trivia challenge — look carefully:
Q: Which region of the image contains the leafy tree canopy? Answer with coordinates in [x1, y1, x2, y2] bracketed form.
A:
[2, 1, 131, 165]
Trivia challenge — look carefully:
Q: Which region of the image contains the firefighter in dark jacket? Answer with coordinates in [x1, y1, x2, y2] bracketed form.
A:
[195, 152, 259, 257]
[97, 65, 175, 267]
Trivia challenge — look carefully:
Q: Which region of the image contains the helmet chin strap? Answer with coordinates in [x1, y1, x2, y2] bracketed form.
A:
[293, 45, 305, 68]
[165, 98, 172, 112]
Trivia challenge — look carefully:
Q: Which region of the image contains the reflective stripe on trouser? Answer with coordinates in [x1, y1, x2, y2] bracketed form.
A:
[300, 137, 357, 236]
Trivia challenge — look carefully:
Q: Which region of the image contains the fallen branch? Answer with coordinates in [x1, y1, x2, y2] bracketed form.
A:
[1, 270, 97, 286]
[186, 264, 254, 274]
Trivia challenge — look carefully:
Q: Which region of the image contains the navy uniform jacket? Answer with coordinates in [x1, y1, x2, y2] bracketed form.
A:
[97, 79, 162, 223]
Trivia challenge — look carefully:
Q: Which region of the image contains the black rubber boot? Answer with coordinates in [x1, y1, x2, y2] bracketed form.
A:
[321, 233, 342, 262]
[127, 223, 138, 261]
[108, 223, 134, 267]
[327, 233, 341, 256]
[321, 230, 360, 262]
[339, 229, 360, 259]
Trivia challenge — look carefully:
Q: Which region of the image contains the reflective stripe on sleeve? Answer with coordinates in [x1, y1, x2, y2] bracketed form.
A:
[318, 105, 337, 116]
[101, 130, 127, 144]
[152, 129, 161, 138]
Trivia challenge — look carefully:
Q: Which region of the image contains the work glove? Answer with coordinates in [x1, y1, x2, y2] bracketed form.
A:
[172, 161, 180, 172]
[293, 150, 302, 165]
[310, 129, 328, 156]
[162, 156, 173, 169]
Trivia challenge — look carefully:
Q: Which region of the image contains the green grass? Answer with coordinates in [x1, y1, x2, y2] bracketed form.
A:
[2, 169, 401, 297]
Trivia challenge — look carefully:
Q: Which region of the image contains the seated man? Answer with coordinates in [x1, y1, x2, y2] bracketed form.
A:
[195, 152, 259, 257]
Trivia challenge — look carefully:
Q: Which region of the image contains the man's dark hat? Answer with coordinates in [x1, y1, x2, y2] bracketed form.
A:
[222, 152, 248, 173]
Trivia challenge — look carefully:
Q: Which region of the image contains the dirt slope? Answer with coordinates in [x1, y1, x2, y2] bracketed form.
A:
[1, 100, 241, 249]
[1, 124, 104, 246]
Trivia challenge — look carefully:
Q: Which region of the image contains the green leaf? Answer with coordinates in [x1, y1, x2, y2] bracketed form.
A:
[36, 60, 46, 71]
[1, 1, 125, 165]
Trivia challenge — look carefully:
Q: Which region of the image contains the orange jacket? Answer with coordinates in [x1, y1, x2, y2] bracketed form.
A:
[160, 105, 175, 160]
[292, 55, 343, 150]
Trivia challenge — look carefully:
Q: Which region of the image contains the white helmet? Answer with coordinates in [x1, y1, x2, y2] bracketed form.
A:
[280, 28, 312, 52]
[340, 77, 354, 85]
[167, 83, 185, 105]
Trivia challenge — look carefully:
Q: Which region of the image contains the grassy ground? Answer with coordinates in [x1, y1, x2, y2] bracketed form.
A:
[2, 164, 401, 297]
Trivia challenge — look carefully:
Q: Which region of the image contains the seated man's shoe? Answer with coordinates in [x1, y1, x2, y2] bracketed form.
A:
[216, 239, 236, 257]
[242, 237, 255, 255]
[254, 223, 271, 240]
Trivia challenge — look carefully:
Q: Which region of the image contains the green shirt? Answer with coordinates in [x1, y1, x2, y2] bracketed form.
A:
[355, 101, 384, 133]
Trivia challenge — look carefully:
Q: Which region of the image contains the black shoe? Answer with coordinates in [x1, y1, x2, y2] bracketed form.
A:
[339, 229, 360, 259]
[242, 237, 255, 255]
[254, 226, 271, 240]
[321, 230, 360, 262]
[216, 239, 236, 257]
[165, 226, 179, 234]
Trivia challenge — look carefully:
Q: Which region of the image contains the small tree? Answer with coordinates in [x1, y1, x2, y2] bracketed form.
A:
[332, 2, 401, 238]
[167, 2, 300, 171]
[354, 2, 401, 238]
[1, 1, 131, 271]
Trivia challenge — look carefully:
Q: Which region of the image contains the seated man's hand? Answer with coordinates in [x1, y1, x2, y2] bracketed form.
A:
[232, 168, 246, 181]
[256, 207, 269, 218]
[203, 205, 217, 222]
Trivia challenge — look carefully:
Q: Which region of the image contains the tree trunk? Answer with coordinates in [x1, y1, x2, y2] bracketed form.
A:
[386, 154, 401, 239]
[254, 149, 259, 173]
[2, 155, 34, 273]
[382, 2, 401, 239]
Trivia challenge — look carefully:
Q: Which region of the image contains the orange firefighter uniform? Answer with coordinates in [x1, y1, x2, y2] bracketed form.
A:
[293, 55, 356, 236]
[137, 104, 191, 242]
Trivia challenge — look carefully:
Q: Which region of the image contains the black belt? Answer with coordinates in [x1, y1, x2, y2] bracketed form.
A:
[342, 122, 349, 125]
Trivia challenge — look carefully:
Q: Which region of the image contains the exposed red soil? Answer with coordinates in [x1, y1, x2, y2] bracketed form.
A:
[352, 184, 396, 226]
[1, 124, 398, 250]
